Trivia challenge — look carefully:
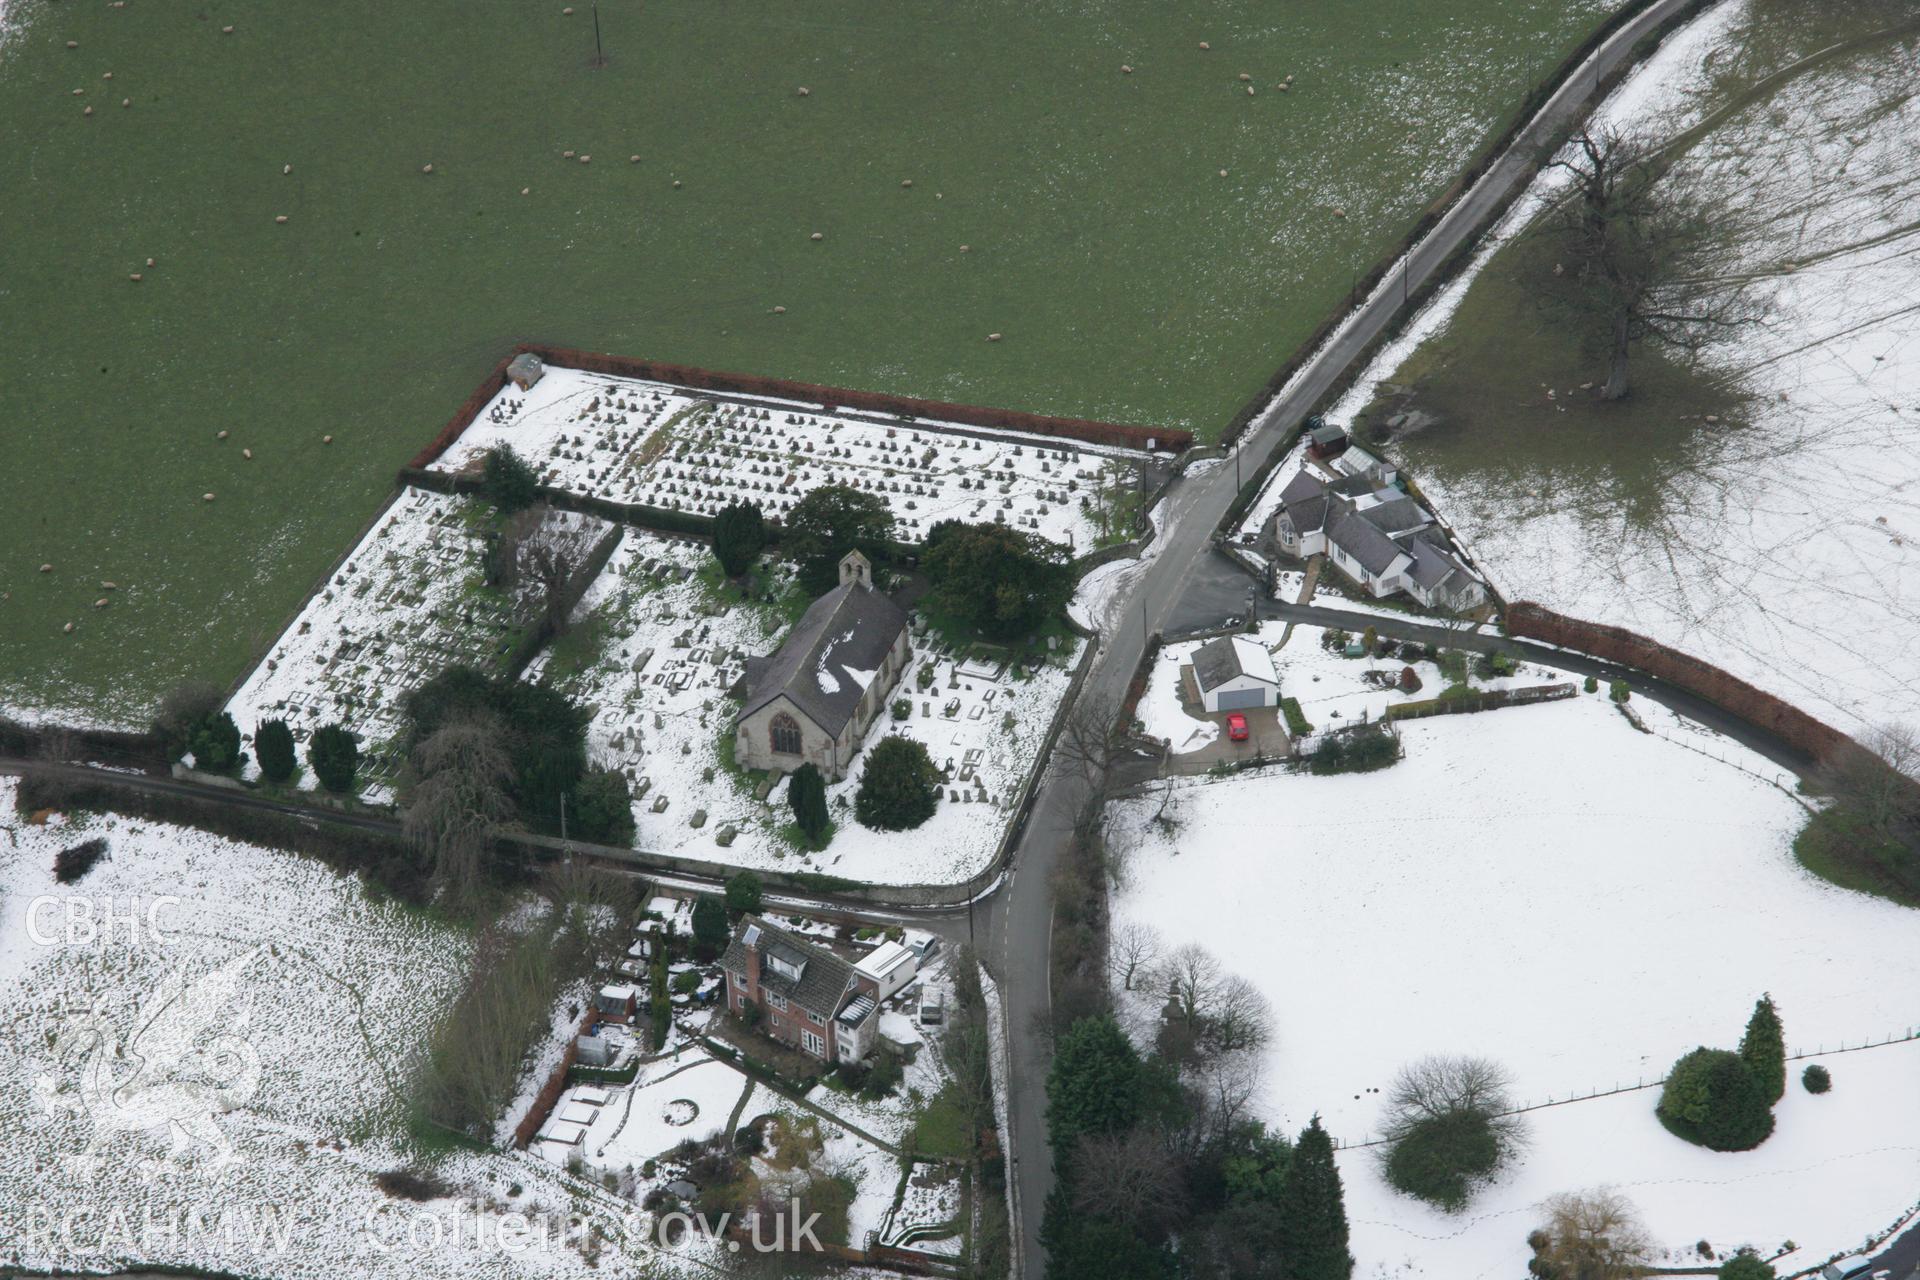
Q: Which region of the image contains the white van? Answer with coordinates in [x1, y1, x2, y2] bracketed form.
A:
[1822, 1255, 1874, 1280]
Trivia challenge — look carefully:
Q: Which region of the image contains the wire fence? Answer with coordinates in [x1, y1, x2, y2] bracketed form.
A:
[1332, 1025, 1920, 1151]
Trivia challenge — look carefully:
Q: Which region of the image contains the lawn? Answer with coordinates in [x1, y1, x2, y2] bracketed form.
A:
[0, 0, 1622, 726]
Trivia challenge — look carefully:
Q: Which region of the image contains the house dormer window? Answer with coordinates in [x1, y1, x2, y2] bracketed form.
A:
[767, 953, 806, 982]
[770, 713, 802, 755]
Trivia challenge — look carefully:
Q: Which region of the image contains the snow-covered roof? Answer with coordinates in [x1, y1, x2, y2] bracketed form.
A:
[854, 940, 916, 982]
[738, 576, 907, 736]
[1192, 635, 1280, 691]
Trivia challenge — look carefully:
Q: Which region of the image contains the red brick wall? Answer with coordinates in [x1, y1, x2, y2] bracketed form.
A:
[410, 343, 1190, 472]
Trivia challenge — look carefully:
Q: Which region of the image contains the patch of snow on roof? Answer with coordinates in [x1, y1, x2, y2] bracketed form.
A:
[815, 627, 857, 695]
[843, 665, 878, 691]
[1230, 636, 1279, 685]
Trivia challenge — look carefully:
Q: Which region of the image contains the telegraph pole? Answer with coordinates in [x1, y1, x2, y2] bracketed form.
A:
[591, 3, 607, 68]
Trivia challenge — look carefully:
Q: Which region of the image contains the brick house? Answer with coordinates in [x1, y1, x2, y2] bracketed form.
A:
[721, 915, 880, 1065]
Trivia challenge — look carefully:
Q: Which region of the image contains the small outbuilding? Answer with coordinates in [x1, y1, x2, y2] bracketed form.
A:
[1306, 421, 1349, 459]
[853, 940, 919, 1004]
[1191, 636, 1281, 712]
[506, 351, 547, 391]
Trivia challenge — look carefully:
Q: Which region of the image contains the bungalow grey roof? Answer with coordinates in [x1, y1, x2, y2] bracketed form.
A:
[722, 915, 856, 1018]
[1328, 472, 1379, 498]
[1278, 470, 1330, 534]
[1192, 635, 1280, 692]
[739, 580, 907, 736]
[1406, 532, 1471, 592]
[1327, 503, 1408, 576]
[1358, 496, 1431, 537]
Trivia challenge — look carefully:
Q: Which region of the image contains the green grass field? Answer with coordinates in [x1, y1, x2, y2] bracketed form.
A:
[0, 0, 1618, 725]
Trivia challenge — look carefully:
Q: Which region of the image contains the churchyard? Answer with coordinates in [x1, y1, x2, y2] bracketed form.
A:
[434, 363, 1148, 550]
[222, 490, 615, 798]
[528, 527, 1083, 885]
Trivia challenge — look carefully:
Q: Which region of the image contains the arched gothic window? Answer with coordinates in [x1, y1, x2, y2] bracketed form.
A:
[770, 713, 802, 756]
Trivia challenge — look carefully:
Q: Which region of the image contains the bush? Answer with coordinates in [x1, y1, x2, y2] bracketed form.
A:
[711, 501, 766, 578]
[1584, 675, 1599, 694]
[1384, 1110, 1503, 1213]
[481, 445, 540, 513]
[1308, 726, 1399, 775]
[671, 969, 700, 995]
[152, 680, 226, 761]
[1379, 1055, 1522, 1213]
[255, 719, 297, 783]
[403, 667, 592, 835]
[1473, 650, 1518, 679]
[1656, 1047, 1774, 1151]
[186, 710, 243, 774]
[788, 763, 830, 844]
[569, 767, 636, 845]
[1717, 1251, 1775, 1280]
[307, 723, 360, 793]
[892, 697, 911, 721]
[1397, 666, 1422, 693]
[1279, 696, 1313, 737]
[1321, 628, 1350, 653]
[1362, 626, 1378, 655]
[1399, 641, 1426, 662]
[54, 837, 110, 884]
[854, 737, 940, 831]
[691, 895, 730, 961]
[860, 1050, 903, 1099]
[1801, 1063, 1831, 1094]
[724, 871, 763, 916]
[1609, 678, 1631, 704]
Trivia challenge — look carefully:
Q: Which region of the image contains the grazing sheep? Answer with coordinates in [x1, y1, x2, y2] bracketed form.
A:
[630, 154, 640, 163]
[275, 214, 288, 224]
[797, 86, 810, 96]
[1199, 41, 1210, 50]
[810, 231, 823, 241]
[83, 106, 93, 116]
[1238, 72, 1250, 81]
[1120, 64, 1133, 74]
[95, 598, 108, 609]
[987, 332, 1002, 341]
[323, 434, 334, 444]
[122, 98, 131, 107]
[242, 448, 253, 459]
[129, 273, 142, 282]
[421, 163, 434, 173]
[203, 492, 216, 502]
[1219, 168, 1229, 177]
[283, 163, 292, 174]
[221, 25, 234, 33]
[39, 564, 53, 574]
[146, 257, 155, 267]
[64, 623, 75, 634]
[67, 39, 79, 48]
[520, 186, 530, 195]
[217, 430, 229, 440]
[901, 179, 912, 188]
[773, 306, 786, 314]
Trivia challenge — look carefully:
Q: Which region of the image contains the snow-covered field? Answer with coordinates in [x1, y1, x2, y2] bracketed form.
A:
[1109, 695, 1920, 1276]
[434, 364, 1147, 551]
[0, 779, 674, 1280]
[222, 489, 612, 797]
[532, 527, 1081, 885]
[1326, 0, 1920, 738]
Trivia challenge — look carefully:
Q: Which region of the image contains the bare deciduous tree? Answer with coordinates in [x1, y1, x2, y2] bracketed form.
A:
[1110, 920, 1162, 991]
[1155, 943, 1274, 1059]
[488, 503, 577, 637]
[1383, 1054, 1517, 1133]
[1823, 722, 1920, 837]
[1070, 1127, 1187, 1233]
[1210, 974, 1274, 1055]
[1537, 126, 1766, 401]
[1529, 1189, 1656, 1280]
[404, 711, 514, 908]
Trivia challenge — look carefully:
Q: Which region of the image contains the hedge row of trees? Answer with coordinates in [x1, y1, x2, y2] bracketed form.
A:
[155, 682, 360, 793]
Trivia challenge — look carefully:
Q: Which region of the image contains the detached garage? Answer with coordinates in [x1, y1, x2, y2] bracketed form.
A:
[1191, 636, 1280, 712]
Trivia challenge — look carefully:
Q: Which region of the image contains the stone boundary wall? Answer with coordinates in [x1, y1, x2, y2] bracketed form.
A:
[408, 342, 1191, 474]
[1505, 602, 1850, 762]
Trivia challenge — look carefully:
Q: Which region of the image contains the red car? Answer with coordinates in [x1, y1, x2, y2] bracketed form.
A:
[1226, 712, 1250, 742]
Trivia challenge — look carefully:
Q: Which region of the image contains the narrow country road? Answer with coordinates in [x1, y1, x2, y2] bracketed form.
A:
[980, 0, 1702, 1272]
